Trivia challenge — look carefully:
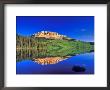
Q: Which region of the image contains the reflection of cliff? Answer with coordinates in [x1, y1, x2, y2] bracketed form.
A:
[32, 56, 71, 65]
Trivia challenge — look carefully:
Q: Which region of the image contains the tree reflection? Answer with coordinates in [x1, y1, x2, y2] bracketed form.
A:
[16, 48, 93, 65]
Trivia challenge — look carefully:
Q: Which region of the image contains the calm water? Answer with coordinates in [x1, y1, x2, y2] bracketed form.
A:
[16, 52, 94, 74]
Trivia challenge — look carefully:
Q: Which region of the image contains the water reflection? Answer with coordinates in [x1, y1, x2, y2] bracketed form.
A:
[32, 56, 71, 65]
[16, 49, 94, 74]
[16, 51, 94, 74]
[16, 49, 92, 63]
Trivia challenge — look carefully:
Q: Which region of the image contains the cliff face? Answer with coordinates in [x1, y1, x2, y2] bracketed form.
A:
[32, 31, 65, 39]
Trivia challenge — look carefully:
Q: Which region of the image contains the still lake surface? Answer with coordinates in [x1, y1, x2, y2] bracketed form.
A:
[16, 52, 94, 74]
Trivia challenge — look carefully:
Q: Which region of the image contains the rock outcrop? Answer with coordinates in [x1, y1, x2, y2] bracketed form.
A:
[32, 31, 66, 40]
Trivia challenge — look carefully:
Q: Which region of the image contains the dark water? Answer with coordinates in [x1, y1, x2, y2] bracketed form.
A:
[16, 52, 94, 74]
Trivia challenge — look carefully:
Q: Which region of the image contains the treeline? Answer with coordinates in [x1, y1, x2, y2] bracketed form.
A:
[16, 34, 49, 49]
[16, 34, 94, 51]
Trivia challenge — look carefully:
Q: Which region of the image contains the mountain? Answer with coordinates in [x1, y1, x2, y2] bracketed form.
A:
[31, 31, 72, 40]
[16, 31, 94, 60]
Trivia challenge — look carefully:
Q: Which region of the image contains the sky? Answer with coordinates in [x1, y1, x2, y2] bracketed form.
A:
[16, 16, 94, 42]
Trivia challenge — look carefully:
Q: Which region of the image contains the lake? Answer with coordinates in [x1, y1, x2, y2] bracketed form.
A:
[16, 52, 94, 74]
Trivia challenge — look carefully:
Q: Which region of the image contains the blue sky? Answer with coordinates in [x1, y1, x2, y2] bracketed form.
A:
[16, 16, 94, 42]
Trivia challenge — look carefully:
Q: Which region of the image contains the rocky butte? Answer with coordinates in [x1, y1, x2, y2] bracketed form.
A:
[32, 31, 68, 40]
